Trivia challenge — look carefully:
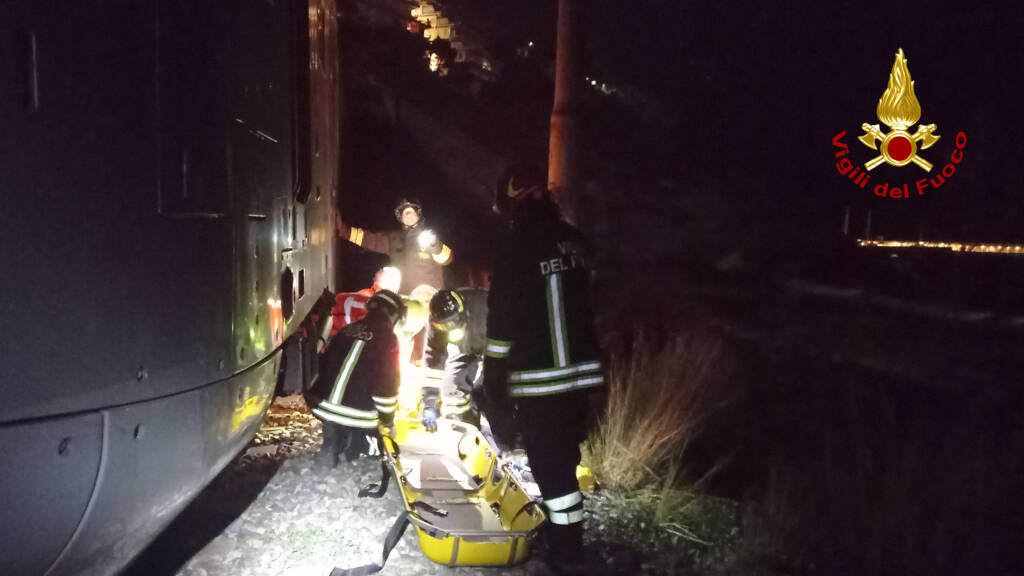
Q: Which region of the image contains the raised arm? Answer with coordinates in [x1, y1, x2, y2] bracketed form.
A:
[336, 213, 391, 254]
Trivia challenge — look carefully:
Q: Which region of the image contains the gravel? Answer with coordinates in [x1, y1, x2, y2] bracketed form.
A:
[128, 396, 656, 576]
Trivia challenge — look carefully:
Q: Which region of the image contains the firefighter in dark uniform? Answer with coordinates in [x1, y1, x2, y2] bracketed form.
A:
[305, 290, 406, 469]
[479, 165, 605, 572]
[335, 199, 453, 293]
[421, 288, 488, 430]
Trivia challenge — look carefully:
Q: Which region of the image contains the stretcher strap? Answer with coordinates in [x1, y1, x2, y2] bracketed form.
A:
[510, 500, 540, 526]
[329, 511, 410, 576]
[357, 458, 390, 499]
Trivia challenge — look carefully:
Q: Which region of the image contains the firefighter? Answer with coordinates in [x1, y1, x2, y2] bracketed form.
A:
[421, 288, 488, 430]
[335, 199, 453, 293]
[305, 290, 405, 469]
[479, 164, 605, 572]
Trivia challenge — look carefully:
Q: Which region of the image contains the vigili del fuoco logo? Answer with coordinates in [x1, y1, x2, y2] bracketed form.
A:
[832, 48, 966, 199]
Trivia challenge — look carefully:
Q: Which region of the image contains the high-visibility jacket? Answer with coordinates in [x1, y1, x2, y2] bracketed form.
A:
[341, 222, 452, 292]
[483, 203, 604, 399]
[306, 319, 400, 430]
[328, 288, 375, 337]
[310, 289, 372, 350]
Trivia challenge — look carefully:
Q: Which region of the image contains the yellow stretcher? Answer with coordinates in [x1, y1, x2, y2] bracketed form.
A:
[380, 411, 547, 567]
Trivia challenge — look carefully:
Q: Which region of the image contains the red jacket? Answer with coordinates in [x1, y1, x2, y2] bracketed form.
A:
[329, 288, 375, 337]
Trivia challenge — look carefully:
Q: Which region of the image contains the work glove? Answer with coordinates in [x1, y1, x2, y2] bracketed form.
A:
[454, 358, 481, 396]
[379, 410, 395, 431]
[486, 409, 515, 454]
[316, 288, 337, 314]
[421, 405, 439, 432]
[472, 385, 515, 451]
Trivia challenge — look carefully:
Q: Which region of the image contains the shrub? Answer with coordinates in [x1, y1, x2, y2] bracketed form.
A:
[584, 327, 728, 491]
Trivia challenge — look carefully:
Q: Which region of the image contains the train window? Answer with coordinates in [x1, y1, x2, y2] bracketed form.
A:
[156, 1, 230, 218]
[292, 20, 312, 201]
[230, 0, 298, 214]
[280, 268, 295, 321]
[156, 0, 305, 216]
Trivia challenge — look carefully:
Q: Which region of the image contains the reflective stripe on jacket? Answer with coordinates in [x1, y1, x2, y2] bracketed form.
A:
[483, 202, 604, 399]
[343, 223, 451, 292]
[306, 319, 399, 429]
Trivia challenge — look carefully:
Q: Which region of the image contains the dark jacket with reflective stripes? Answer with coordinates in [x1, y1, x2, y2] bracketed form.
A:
[306, 319, 399, 429]
[341, 222, 452, 293]
[483, 201, 604, 399]
[424, 287, 488, 410]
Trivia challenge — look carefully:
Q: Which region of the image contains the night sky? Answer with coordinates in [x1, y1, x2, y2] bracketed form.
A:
[454, 1, 1024, 242]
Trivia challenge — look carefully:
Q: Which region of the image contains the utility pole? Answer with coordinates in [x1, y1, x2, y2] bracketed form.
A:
[548, 0, 583, 224]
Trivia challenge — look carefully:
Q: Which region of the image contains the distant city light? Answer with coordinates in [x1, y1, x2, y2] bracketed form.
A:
[590, 79, 597, 86]
[858, 239, 1024, 255]
[528, 41, 534, 47]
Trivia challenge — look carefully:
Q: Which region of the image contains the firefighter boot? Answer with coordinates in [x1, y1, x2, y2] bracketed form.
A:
[314, 423, 341, 469]
[343, 431, 370, 462]
[545, 523, 584, 575]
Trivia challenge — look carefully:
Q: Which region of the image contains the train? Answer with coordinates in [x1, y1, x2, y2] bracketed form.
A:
[0, 0, 341, 573]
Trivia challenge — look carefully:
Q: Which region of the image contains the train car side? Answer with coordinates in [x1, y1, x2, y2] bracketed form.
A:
[0, 0, 339, 574]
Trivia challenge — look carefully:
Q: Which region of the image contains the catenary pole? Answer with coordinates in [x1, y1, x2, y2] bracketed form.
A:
[548, 0, 583, 224]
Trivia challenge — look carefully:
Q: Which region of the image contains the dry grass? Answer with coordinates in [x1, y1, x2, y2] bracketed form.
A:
[580, 325, 753, 574]
[584, 308, 1024, 575]
[585, 328, 728, 491]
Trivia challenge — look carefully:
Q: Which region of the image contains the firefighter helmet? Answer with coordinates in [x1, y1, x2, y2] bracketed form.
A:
[394, 199, 423, 225]
[367, 289, 406, 326]
[493, 163, 547, 216]
[429, 289, 466, 333]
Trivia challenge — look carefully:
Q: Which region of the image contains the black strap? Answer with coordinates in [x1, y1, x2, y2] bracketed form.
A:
[329, 511, 410, 576]
[357, 458, 390, 498]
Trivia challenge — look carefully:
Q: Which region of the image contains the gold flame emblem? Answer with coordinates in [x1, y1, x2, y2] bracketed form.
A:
[858, 48, 940, 171]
